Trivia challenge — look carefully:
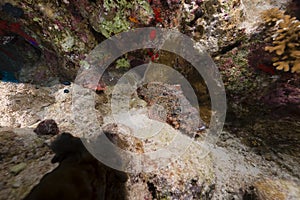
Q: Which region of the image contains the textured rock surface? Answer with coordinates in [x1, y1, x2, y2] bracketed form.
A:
[0, 83, 54, 128]
[100, 120, 215, 199]
[1, 80, 299, 199]
[0, 128, 55, 200]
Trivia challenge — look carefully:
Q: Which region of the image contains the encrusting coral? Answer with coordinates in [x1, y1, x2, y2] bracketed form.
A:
[261, 8, 300, 73]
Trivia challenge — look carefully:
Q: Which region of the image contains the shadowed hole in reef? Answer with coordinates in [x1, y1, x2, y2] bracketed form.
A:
[242, 186, 258, 200]
[0, 30, 65, 86]
[0, 35, 40, 83]
[147, 181, 157, 199]
[0, 9, 73, 86]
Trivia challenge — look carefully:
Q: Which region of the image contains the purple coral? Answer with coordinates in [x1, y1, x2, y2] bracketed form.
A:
[34, 119, 59, 135]
[261, 83, 300, 116]
[262, 84, 300, 106]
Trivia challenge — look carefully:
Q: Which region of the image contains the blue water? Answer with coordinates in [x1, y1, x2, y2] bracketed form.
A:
[0, 70, 18, 82]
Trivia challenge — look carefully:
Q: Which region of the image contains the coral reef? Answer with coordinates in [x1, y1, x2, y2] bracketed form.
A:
[5, 0, 183, 82]
[247, 43, 275, 74]
[261, 8, 300, 73]
[85, 0, 153, 38]
[0, 1, 299, 199]
[181, 0, 247, 53]
[218, 47, 262, 99]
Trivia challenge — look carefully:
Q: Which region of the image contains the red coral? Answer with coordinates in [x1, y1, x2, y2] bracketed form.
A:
[0, 20, 38, 46]
[152, 7, 163, 23]
[146, 49, 159, 61]
[256, 64, 275, 75]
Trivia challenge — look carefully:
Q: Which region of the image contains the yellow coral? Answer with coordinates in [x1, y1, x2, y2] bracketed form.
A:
[265, 44, 285, 55]
[274, 61, 290, 71]
[287, 43, 298, 48]
[290, 50, 300, 58]
[261, 8, 284, 25]
[291, 60, 300, 73]
[261, 8, 300, 73]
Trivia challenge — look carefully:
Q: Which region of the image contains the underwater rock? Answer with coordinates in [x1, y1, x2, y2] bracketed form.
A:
[0, 82, 55, 128]
[137, 82, 206, 137]
[24, 132, 128, 200]
[1, 3, 24, 18]
[34, 119, 59, 136]
[102, 123, 144, 154]
[0, 128, 55, 200]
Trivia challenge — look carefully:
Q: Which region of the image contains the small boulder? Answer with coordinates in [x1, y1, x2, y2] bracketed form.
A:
[34, 119, 59, 136]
